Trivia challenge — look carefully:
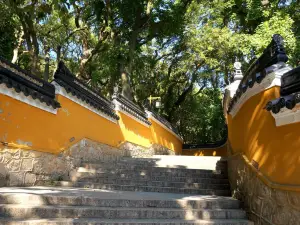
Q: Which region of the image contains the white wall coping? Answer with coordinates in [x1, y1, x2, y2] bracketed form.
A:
[271, 103, 300, 126]
[113, 99, 151, 127]
[52, 81, 117, 124]
[0, 83, 58, 114]
[229, 64, 293, 118]
[146, 110, 183, 142]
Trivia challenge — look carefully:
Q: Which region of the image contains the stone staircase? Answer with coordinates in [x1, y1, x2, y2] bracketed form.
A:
[0, 156, 253, 224]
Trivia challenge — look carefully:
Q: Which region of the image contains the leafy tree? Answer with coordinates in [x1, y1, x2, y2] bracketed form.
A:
[0, 4, 17, 60]
[1, 0, 300, 144]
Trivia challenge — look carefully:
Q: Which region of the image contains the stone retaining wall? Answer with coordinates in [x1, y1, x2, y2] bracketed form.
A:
[228, 154, 300, 224]
[0, 139, 175, 187]
[120, 142, 176, 158]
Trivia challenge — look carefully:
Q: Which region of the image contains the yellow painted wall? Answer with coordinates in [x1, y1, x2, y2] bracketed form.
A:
[149, 119, 183, 155]
[0, 93, 182, 154]
[227, 86, 300, 186]
[0, 94, 123, 154]
[117, 112, 152, 148]
[182, 144, 227, 156]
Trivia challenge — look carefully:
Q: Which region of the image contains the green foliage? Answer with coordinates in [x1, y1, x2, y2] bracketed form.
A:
[173, 88, 226, 144]
[1, 0, 300, 144]
[0, 4, 17, 60]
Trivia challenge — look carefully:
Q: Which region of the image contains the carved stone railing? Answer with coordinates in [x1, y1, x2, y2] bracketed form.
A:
[146, 109, 182, 141]
[112, 91, 151, 127]
[54, 61, 119, 121]
[227, 34, 288, 113]
[0, 56, 60, 111]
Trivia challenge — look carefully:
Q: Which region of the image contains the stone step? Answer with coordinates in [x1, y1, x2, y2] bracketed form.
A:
[0, 205, 247, 220]
[51, 182, 231, 196]
[75, 167, 221, 177]
[74, 178, 230, 189]
[119, 155, 227, 170]
[83, 156, 227, 170]
[0, 194, 240, 209]
[81, 164, 226, 173]
[71, 171, 228, 180]
[0, 218, 254, 225]
[76, 177, 229, 185]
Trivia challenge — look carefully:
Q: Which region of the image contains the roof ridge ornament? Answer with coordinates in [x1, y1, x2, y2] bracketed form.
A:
[233, 61, 243, 82]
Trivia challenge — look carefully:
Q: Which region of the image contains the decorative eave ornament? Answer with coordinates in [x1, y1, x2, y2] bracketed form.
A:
[113, 86, 151, 127]
[0, 56, 60, 113]
[53, 61, 119, 121]
[227, 34, 289, 117]
[265, 66, 300, 126]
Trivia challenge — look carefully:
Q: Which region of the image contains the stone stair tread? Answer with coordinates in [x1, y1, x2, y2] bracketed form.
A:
[0, 187, 236, 200]
[78, 177, 229, 184]
[76, 168, 218, 175]
[81, 156, 227, 171]
[75, 178, 230, 186]
[72, 183, 229, 190]
[0, 204, 247, 219]
[81, 164, 221, 172]
[55, 181, 231, 194]
[0, 204, 245, 211]
[0, 218, 254, 225]
[72, 172, 228, 179]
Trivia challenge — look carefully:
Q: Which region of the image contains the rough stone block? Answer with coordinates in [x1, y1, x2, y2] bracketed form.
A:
[20, 158, 34, 171]
[9, 172, 25, 186]
[228, 154, 300, 225]
[24, 172, 36, 186]
[288, 191, 300, 211]
[12, 150, 21, 159]
[7, 159, 21, 172]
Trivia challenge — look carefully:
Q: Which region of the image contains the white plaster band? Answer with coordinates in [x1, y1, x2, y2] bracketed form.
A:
[229, 65, 293, 118]
[52, 81, 117, 124]
[271, 103, 300, 126]
[146, 111, 183, 142]
[113, 99, 151, 128]
[0, 83, 57, 114]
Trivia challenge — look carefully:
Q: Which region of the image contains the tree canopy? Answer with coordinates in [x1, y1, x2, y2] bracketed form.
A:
[1, 0, 299, 144]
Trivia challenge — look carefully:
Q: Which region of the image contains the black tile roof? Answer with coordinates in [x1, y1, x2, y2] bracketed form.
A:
[112, 93, 151, 125]
[54, 61, 119, 120]
[0, 56, 60, 109]
[228, 34, 288, 113]
[265, 66, 300, 113]
[147, 110, 181, 137]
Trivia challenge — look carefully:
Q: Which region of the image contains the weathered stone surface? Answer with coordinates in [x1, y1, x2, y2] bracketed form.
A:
[150, 144, 176, 155]
[9, 172, 24, 186]
[20, 158, 33, 171]
[0, 163, 7, 187]
[228, 153, 300, 225]
[7, 159, 21, 172]
[288, 191, 300, 211]
[119, 142, 175, 158]
[24, 172, 36, 186]
[0, 139, 175, 186]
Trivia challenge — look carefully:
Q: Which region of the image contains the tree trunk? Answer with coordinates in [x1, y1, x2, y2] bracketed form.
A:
[56, 46, 61, 65]
[44, 46, 50, 81]
[11, 29, 24, 64]
[24, 14, 39, 75]
[77, 34, 91, 79]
